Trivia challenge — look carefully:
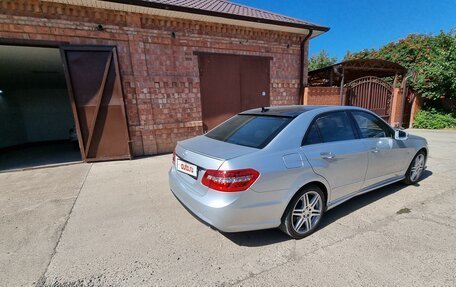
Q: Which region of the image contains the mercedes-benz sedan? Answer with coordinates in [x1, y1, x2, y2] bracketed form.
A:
[169, 106, 428, 239]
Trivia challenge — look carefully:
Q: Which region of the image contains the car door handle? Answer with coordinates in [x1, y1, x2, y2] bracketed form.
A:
[370, 148, 380, 153]
[320, 152, 335, 159]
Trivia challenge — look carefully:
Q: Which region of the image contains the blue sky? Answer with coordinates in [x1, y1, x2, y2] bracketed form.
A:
[233, 0, 456, 61]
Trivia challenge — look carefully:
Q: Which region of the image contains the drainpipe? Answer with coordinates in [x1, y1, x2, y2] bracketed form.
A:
[299, 29, 313, 105]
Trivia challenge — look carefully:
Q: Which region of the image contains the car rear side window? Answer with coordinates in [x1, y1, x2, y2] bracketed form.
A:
[303, 111, 356, 145]
[303, 123, 322, 145]
[206, 115, 292, 149]
[316, 112, 356, 142]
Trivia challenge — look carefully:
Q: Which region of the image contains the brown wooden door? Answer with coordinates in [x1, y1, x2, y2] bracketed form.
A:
[240, 56, 270, 111]
[199, 54, 241, 132]
[61, 46, 131, 162]
[198, 53, 271, 132]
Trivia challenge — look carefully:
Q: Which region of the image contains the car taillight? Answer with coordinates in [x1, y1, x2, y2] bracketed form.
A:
[172, 149, 176, 165]
[201, 169, 260, 192]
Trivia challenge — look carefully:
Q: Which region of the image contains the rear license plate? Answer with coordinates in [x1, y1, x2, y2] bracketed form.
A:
[176, 158, 198, 178]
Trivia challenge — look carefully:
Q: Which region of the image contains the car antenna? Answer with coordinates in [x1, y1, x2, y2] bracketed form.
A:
[261, 107, 269, 113]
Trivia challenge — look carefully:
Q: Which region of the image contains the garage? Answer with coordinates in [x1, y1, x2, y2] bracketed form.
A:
[0, 44, 132, 171]
[0, 45, 81, 171]
[0, 0, 329, 161]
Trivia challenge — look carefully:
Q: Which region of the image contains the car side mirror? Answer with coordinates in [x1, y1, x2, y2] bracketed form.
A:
[394, 129, 408, 140]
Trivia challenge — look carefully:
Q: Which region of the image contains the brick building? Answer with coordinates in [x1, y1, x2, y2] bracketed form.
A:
[0, 0, 328, 166]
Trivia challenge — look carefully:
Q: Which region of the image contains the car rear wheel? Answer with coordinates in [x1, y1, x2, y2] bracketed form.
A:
[280, 185, 325, 239]
[403, 151, 426, 185]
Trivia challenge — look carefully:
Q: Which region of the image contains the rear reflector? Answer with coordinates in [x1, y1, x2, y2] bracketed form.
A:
[172, 148, 176, 165]
[201, 169, 260, 192]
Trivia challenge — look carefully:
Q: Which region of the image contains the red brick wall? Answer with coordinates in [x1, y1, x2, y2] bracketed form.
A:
[0, 0, 306, 155]
[389, 88, 403, 127]
[303, 87, 343, 106]
[409, 94, 421, 128]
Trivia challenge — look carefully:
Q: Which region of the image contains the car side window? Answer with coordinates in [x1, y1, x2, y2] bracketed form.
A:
[303, 111, 356, 145]
[303, 123, 322, 145]
[316, 112, 356, 142]
[351, 111, 393, 139]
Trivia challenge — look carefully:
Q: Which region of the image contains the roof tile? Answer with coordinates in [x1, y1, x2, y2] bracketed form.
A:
[132, 0, 328, 31]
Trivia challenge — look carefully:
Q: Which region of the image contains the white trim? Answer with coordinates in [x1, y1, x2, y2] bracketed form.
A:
[42, 0, 324, 37]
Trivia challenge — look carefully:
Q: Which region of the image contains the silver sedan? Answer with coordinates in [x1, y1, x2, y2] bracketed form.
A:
[169, 106, 428, 239]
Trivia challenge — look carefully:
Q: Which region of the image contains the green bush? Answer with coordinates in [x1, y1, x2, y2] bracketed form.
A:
[413, 109, 456, 129]
[345, 30, 456, 107]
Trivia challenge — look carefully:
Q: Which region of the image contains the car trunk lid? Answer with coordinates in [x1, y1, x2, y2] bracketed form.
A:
[180, 135, 258, 161]
[174, 136, 258, 196]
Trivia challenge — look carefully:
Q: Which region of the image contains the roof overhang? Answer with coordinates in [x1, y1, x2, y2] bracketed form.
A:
[308, 59, 408, 87]
[42, 0, 328, 37]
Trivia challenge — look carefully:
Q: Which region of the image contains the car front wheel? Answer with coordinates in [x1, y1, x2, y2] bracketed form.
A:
[280, 185, 325, 239]
[403, 151, 426, 185]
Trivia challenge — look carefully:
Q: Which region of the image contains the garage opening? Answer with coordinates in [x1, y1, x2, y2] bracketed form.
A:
[0, 45, 81, 171]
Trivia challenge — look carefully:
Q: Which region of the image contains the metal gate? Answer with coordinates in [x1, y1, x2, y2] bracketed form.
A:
[61, 46, 131, 162]
[198, 53, 270, 132]
[346, 76, 393, 122]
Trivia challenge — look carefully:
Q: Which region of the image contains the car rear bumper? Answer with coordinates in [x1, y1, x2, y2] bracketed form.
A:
[169, 167, 285, 232]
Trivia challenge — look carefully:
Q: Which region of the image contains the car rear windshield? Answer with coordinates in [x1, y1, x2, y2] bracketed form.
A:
[205, 114, 292, 149]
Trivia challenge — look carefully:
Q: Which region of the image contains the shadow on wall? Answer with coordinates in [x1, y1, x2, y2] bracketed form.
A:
[221, 169, 433, 247]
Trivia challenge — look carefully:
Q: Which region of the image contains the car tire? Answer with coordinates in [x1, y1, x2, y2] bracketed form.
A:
[280, 184, 325, 239]
[403, 150, 426, 185]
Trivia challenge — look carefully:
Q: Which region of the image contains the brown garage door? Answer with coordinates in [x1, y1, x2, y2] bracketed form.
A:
[240, 56, 270, 111]
[198, 53, 271, 132]
[61, 46, 131, 162]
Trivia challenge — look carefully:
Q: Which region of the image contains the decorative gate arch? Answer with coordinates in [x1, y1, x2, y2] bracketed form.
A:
[346, 76, 393, 122]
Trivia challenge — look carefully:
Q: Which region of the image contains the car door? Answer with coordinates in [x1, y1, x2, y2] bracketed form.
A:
[300, 111, 368, 202]
[349, 110, 408, 188]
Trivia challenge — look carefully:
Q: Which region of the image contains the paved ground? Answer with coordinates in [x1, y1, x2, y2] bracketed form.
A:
[1, 129, 455, 286]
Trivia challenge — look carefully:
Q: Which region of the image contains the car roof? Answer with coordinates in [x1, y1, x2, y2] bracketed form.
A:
[240, 105, 329, 118]
[238, 105, 365, 118]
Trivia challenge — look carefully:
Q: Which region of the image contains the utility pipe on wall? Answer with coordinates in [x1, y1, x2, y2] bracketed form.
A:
[299, 29, 313, 105]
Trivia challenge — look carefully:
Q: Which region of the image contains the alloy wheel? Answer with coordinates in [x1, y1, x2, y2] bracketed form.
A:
[410, 153, 425, 182]
[291, 191, 323, 234]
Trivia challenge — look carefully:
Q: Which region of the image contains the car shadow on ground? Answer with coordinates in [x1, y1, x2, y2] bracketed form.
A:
[222, 170, 433, 247]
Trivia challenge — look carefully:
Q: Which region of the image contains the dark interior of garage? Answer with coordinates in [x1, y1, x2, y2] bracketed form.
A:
[0, 45, 81, 171]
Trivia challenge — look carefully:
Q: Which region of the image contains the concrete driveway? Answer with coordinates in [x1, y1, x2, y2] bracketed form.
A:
[1, 129, 456, 286]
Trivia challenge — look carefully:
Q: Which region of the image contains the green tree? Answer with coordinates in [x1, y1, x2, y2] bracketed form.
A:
[345, 30, 456, 105]
[309, 50, 338, 71]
